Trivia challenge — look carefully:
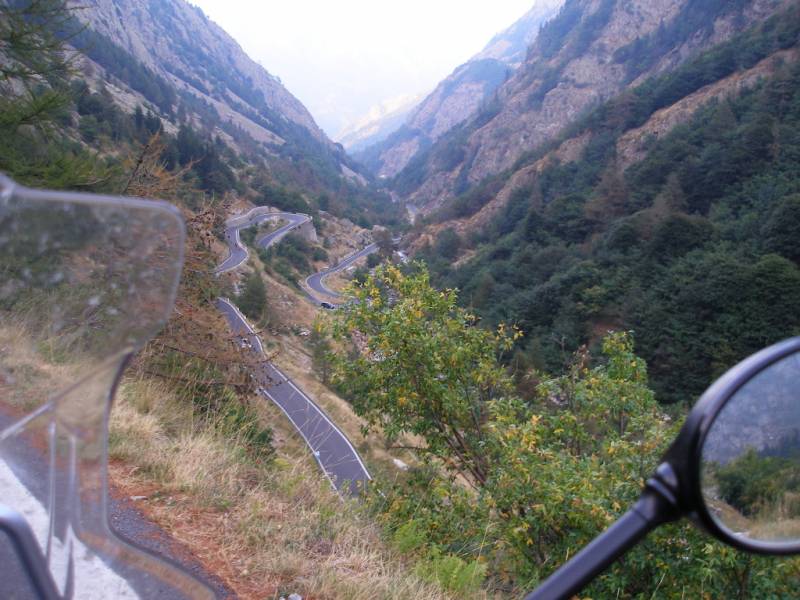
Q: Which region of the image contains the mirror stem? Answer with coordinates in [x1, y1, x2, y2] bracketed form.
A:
[524, 467, 681, 600]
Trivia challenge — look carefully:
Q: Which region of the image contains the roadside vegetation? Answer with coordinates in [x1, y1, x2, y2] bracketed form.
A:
[6, 2, 800, 598]
[108, 372, 456, 600]
[258, 232, 328, 284]
[322, 264, 800, 597]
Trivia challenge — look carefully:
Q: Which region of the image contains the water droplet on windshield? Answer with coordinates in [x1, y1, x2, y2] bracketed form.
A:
[38, 232, 50, 252]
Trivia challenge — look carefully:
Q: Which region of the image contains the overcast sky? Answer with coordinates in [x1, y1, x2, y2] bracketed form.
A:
[189, 0, 537, 139]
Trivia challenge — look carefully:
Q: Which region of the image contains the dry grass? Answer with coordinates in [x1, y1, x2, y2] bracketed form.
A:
[0, 323, 56, 410]
[98, 207, 468, 598]
[706, 492, 800, 543]
[316, 213, 372, 264]
[750, 518, 800, 541]
[109, 375, 456, 600]
[319, 268, 355, 298]
[0, 321, 122, 414]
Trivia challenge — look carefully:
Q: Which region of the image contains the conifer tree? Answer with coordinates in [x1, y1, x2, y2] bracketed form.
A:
[238, 270, 267, 321]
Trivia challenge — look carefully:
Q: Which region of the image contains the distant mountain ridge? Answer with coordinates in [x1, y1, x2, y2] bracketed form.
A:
[353, 0, 564, 177]
[337, 93, 424, 154]
[391, 0, 794, 215]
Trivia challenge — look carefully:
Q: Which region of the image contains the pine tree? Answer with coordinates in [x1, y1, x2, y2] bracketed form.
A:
[0, 0, 106, 188]
[238, 270, 267, 321]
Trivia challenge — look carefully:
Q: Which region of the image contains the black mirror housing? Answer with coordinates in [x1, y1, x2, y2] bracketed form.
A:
[527, 337, 800, 600]
[657, 336, 800, 555]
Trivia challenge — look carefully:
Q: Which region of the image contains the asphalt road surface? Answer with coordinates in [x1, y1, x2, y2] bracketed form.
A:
[0, 412, 231, 599]
[215, 211, 371, 496]
[305, 243, 378, 301]
[215, 209, 310, 274]
[216, 298, 371, 496]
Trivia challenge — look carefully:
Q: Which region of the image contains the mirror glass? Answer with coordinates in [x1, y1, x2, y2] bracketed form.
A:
[701, 350, 800, 545]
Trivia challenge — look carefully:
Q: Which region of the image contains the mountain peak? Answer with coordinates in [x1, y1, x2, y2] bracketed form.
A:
[473, 0, 566, 68]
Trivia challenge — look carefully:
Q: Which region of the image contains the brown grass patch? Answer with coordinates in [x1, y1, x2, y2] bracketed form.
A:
[108, 375, 452, 600]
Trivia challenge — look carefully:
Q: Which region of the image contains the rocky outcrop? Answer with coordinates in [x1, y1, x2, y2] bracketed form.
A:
[402, 0, 793, 214]
[617, 46, 800, 170]
[295, 219, 318, 244]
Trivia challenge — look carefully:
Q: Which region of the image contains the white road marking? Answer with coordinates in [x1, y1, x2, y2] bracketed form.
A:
[215, 298, 372, 492]
[0, 461, 138, 598]
[304, 243, 378, 301]
[215, 212, 310, 274]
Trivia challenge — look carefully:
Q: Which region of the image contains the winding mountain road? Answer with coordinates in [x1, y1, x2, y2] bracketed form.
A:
[215, 208, 310, 274]
[216, 299, 369, 495]
[216, 210, 371, 495]
[305, 243, 378, 301]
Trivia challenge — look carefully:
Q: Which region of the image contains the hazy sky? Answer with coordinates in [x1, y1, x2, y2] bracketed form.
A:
[189, 0, 537, 139]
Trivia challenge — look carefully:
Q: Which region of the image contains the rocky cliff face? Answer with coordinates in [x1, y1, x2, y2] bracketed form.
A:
[400, 0, 792, 214]
[410, 40, 800, 247]
[473, 0, 566, 68]
[355, 0, 563, 179]
[72, 0, 330, 148]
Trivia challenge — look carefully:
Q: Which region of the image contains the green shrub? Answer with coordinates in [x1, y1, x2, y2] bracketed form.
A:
[220, 401, 274, 462]
[414, 547, 487, 594]
[237, 270, 266, 320]
[272, 258, 296, 284]
[392, 520, 426, 554]
[312, 247, 328, 262]
[715, 449, 798, 517]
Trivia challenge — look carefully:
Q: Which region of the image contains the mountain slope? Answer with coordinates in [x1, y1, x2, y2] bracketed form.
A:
[395, 0, 793, 214]
[412, 2, 800, 405]
[63, 0, 402, 227]
[337, 93, 423, 153]
[473, 0, 563, 68]
[355, 0, 563, 179]
[76, 0, 325, 145]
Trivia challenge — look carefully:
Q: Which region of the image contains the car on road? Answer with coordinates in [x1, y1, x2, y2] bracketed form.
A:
[320, 302, 336, 310]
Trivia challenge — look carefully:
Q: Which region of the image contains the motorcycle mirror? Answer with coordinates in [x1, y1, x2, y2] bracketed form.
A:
[683, 337, 800, 553]
[526, 337, 800, 600]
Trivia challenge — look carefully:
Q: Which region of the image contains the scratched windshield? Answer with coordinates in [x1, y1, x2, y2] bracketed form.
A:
[0, 175, 213, 599]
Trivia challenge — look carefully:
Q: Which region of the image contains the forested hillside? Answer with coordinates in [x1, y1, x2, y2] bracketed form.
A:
[0, 3, 426, 598]
[5, 1, 800, 598]
[324, 265, 800, 598]
[390, 0, 792, 214]
[408, 3, 800, 405]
